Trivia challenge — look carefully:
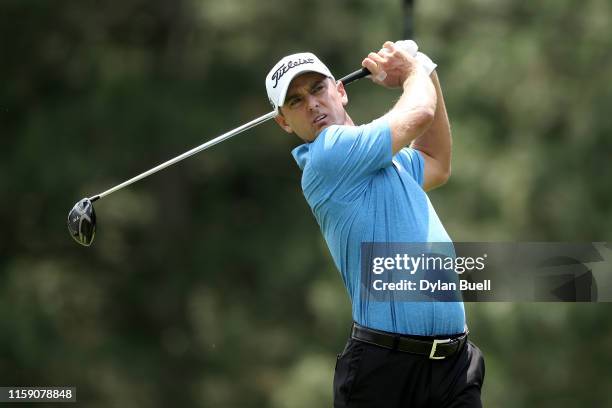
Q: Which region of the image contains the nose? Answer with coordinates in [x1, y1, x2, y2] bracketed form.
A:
[305, 94, 319, 111]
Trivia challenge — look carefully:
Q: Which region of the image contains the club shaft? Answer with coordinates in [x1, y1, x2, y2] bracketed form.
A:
[88, 66, 370, 203]
[90, 110, 278, 201]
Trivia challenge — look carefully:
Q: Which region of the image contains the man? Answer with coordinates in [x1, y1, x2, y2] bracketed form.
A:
[265, 41, 485, 407]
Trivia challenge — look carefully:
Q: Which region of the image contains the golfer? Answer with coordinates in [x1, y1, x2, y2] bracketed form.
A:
[266, 41, 485, 407]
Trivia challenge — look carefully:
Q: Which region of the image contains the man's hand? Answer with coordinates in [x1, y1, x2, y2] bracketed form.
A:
[363, 41, 437, 156]
[361, 41, 421, 89]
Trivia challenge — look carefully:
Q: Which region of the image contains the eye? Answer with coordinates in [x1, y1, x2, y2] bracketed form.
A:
[313, 83, 325, 93]
[288, 97, 302, 108]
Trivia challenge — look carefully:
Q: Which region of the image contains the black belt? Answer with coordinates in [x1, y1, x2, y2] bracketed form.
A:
[351, 323, 468, 360]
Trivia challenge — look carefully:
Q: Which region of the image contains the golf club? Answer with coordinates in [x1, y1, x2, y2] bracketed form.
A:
[67, 66, 372, 246]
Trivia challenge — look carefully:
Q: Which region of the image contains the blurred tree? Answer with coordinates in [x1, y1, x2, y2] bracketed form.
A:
[1, 0, 611, 406]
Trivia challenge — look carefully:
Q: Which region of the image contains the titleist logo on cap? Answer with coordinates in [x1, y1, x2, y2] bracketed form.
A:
[271, 57, 315, 88]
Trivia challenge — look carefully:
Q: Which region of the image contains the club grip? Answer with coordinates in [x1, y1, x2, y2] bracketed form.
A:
[339, 67, 371, 85]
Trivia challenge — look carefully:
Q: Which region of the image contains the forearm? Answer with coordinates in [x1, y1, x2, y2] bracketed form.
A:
[410, 71, 451, 175]
[387, 64, 437, 154]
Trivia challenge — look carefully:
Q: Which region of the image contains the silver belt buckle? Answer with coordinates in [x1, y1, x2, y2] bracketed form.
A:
[429, 338, 451, 360]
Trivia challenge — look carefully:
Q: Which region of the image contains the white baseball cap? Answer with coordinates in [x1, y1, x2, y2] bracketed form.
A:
[265, 52, 334, 112]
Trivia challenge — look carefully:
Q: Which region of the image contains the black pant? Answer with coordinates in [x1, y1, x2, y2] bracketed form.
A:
[333, 337, 485, 407]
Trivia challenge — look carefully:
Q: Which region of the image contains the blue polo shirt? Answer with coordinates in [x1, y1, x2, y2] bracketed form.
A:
[291, 118, 465, 336]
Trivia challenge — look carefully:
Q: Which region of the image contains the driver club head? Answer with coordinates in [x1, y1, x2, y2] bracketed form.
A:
[67, 198, 97, 246]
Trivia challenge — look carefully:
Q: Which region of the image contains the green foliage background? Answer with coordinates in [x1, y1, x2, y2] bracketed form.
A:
[1, 0, 611, 406]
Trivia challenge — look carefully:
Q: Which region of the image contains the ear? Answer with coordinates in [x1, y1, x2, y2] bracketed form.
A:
[274, 111, 293, 133]
[336, 80, 349, 107]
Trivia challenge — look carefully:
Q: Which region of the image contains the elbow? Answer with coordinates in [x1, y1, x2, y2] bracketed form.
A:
[407, 105, 435, 138]
[438, 169, 451, 186]
[415, 106, 436, 132]
[389, 103, 437, 150]
[439, 161, 452, 185]
[431, 163, 451, 190]
[426, 169, 450, 192]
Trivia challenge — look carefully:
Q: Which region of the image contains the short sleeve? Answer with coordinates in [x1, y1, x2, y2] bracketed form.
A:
[309, 119, 393, 190]
[395, 147, 425, 187]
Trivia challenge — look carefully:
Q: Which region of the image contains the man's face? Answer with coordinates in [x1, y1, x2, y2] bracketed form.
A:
[275, 72, 349, 142]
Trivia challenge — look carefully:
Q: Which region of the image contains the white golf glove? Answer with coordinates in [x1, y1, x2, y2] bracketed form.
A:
[414, 51, 437, 76]
[395, 40, 437, 76]
[374, 40, 437, 79]
[394, 39, 419, 56]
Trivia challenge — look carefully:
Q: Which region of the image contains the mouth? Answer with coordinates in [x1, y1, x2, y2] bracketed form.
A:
[313, 114, 327, 125]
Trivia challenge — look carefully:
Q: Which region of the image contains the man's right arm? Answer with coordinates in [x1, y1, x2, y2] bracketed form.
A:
[362, 41, 437, 155]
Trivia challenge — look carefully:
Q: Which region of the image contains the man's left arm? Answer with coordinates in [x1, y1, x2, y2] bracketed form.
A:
[410, 71, 452, 192]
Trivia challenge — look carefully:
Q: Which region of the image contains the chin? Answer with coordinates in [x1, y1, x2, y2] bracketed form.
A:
[297, 132, 316, 143]
[314, 123, 332, 136]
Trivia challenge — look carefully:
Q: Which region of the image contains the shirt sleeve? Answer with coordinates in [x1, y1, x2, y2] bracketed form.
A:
[395, 147, 425, 187]
[309, 118, 393, 192]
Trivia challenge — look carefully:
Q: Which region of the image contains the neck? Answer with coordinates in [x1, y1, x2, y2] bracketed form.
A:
[344, 112, 355, 126]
